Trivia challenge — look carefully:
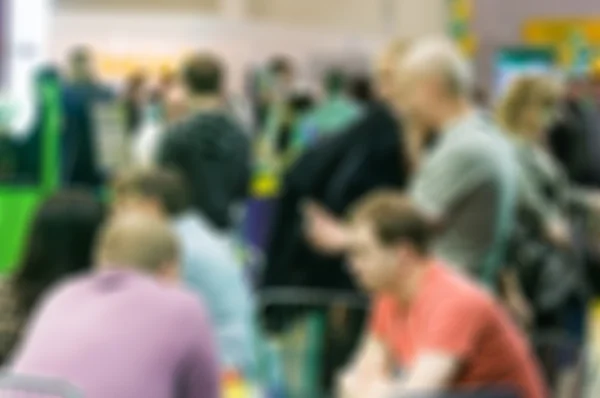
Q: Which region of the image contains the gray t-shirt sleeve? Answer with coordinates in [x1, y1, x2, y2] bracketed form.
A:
[410, 142, 492, 219]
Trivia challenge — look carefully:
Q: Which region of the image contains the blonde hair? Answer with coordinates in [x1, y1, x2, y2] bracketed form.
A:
[375, 39, 411, 74]
[400, 37, 473, 97]
[497, 74, 561, 135]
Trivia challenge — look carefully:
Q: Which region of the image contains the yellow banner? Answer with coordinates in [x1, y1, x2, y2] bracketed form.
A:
[523, 19, 600, 66]
[96, 53, 189, 80]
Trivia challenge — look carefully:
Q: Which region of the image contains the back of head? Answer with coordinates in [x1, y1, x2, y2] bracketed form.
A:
[400, 37, 473, 98]
[349, 190, 432, 254]
[113, 168, 189, 217]
[289, 93, 315, 114]
[269, 56, 294, 78]
[96, 214, 178, 273]
[15, 190, 105, 312]
[348, 75, 374, 105]
[181, 52, 224, 96]
[323, 68, 347, 95]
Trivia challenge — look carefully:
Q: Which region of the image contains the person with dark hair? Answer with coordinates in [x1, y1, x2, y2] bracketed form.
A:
[182, 53, 224, 94]
[254, 56, 296, 131]
[62, 46, 114, 188]
[337, 191, 545, 398]
[11, 213, 219, 398]
[261, 41, 413, 393]
[272, 91, 315, 156]
[123, 71, 147, 135]
[157, 52, 251, 232]
[268, 56, 295, 101]
[348, 75, 374, 106]
[293, 68, 362, 151]
[0, 190, 105, 363]
[270, 56, 294, 76]
[113, 168, 256, 375]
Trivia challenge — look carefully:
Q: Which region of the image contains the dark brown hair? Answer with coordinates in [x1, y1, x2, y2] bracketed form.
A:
[15, 190, 105, 314]
[114, 169, 189, 216]
[181, 52, 224, 95]
[349, 190, 432, 254]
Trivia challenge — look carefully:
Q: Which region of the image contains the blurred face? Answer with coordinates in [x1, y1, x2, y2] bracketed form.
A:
[398, 71, 445, 129]
[71, 55, 95, 82]
[521, 96, 560, 141]
[346, 222, 402, 293]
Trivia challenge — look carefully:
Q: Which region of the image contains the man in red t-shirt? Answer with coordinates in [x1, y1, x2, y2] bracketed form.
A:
[338, 191, 546, 398]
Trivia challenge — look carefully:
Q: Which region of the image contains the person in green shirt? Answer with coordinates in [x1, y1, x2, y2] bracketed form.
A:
[293, 69, 363, 152]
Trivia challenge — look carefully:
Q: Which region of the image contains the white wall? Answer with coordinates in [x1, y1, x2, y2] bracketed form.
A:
[7, 0, 52, 132]
[51, 0, 448, 90]
[50, 10, 387, 91]
[57, 0, 447, 38]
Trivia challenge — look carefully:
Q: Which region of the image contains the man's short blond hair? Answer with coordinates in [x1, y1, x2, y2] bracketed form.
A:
[400, 37, 473, 97]
[95, 213, 179, 272]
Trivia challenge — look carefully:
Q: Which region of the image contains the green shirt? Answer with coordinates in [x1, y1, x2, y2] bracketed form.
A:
[294, 96, 362, 150]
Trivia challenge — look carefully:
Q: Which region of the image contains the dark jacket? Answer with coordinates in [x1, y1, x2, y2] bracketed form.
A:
[509, 141, 586, 316]
[549, 99, 600, 187]
[62, 81, 113, 188]
[158, 111, 251, 231]
[260, 102, 408, 330]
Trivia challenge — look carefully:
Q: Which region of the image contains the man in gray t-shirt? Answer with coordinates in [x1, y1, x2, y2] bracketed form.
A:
[410, 113, 516, 283]
[304, 38, 518, 286]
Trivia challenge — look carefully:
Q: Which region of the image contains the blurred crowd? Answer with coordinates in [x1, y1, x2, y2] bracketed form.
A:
[3, 35, 600, 398]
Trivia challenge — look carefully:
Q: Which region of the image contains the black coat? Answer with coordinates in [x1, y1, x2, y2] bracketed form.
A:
[260, 103, 408, 327]
[549, 99, 600, 187]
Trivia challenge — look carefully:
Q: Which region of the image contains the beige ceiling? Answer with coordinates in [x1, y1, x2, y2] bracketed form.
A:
[57, 0, 220, 12]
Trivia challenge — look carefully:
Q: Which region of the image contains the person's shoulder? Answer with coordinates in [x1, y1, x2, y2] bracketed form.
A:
[450, 125, 513, 165]
[27, 274, 93, 313]
[162, 286, 213, 333]
[154, 281, 208, 314]
[164, 113, 198, 136]
[372, 294, 396, 314]
[430, 265, 496, 314]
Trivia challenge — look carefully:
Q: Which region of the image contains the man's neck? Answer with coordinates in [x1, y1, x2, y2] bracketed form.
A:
[437, 98, 474, 133]
[392, 258, 432, 306]
[187, 95, 222, 113]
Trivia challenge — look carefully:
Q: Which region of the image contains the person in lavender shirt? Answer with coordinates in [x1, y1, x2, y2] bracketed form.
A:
[10, 214, 220, 398]
[113, 168, 256, 376]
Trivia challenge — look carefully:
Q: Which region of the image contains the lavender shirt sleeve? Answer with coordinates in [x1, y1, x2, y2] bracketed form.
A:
[178, 299, 221, 398]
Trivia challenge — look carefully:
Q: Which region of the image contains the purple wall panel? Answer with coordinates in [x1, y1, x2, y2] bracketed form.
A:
[474, 0, 600, 87]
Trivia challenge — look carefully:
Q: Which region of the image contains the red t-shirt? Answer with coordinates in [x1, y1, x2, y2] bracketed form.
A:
[370, 263, 546, 398]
